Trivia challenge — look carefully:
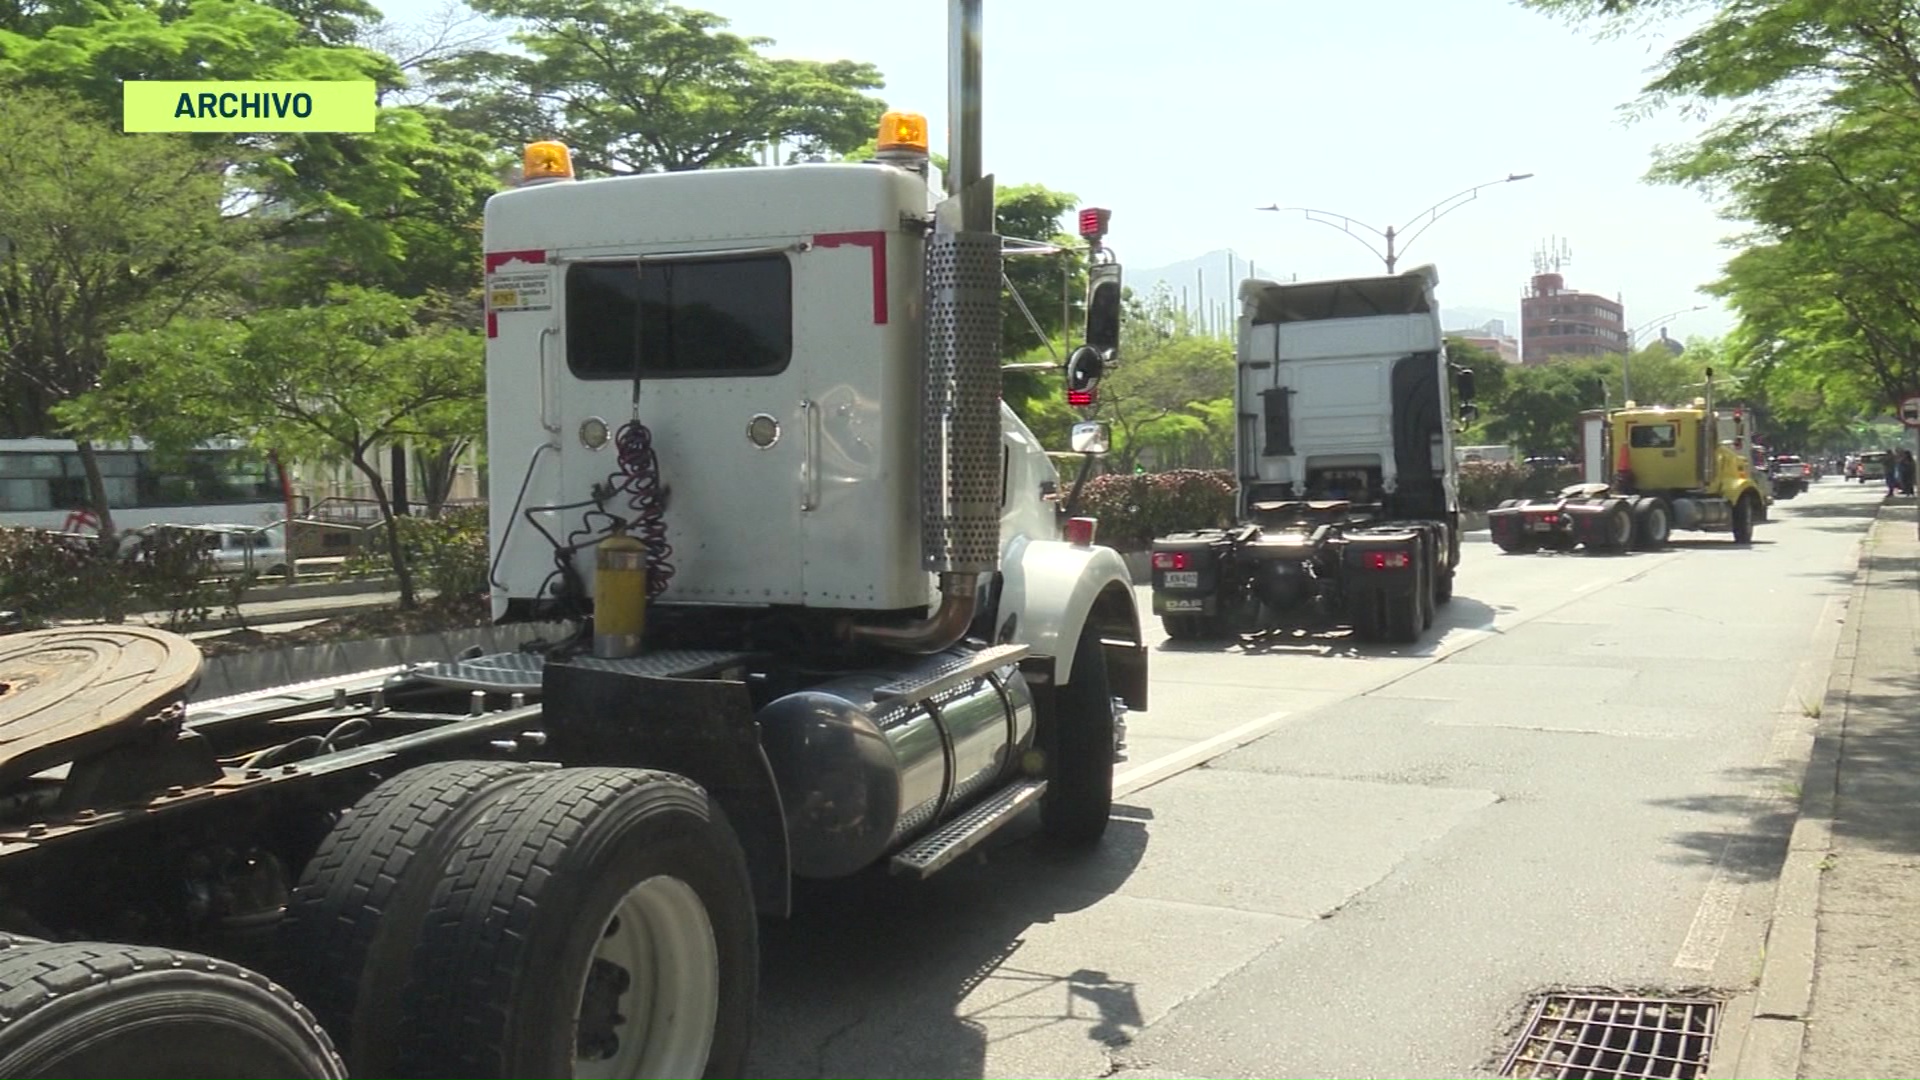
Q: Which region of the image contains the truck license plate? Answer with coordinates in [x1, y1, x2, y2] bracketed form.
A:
[1163, 598, 1204, 611]
[1163, 571, 1199, 588]
[1530, 521, 1554, 533]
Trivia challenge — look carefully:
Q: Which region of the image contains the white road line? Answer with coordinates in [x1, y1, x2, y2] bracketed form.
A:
[1113, 709, 1293, 799]
[1673, 843, 1749, 972]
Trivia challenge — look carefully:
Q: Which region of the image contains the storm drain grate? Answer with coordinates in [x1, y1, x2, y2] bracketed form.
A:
[1500, 994, 1721, 1080]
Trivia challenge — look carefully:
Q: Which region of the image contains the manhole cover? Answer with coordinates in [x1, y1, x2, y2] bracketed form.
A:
[1500, 993, 1720, 1079]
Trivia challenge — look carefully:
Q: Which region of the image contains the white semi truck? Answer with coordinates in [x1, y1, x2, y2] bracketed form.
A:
[0, 3, 1146, 1075]
[1147, 265, 1478, 645]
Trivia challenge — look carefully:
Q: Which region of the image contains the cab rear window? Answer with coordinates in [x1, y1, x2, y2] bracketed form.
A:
[1629, 423, 1677, 449]
[566, 255, 793, 379]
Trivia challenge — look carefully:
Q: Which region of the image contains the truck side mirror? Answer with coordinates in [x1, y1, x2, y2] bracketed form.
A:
[1084, 263, 1122, 356]
[1065, 345, 1105, 408]
[1070, 420, 1110, 455]
[1460, 403, 1480, 424]
[1454, 366, 1477, 404]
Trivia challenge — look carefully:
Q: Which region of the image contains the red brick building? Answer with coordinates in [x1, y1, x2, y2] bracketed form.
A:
[1520, 272, 1626, 365]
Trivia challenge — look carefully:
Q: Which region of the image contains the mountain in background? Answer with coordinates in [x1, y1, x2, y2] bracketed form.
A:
[1127, 249, 1519, 334]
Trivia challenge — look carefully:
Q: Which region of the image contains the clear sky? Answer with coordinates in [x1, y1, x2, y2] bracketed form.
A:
[379, 0, 1742, 343]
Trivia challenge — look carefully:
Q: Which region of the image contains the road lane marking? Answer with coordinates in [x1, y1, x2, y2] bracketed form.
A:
[1113, 709, 1293, 799]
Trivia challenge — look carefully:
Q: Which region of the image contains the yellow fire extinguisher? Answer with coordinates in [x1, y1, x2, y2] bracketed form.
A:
[592, 526, 649, 658]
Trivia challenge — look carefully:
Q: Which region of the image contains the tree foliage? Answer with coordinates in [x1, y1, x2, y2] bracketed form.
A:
[427, 0, 886, 175]
[66, 286, 485, 608]
[1521, 0, 1920, 431]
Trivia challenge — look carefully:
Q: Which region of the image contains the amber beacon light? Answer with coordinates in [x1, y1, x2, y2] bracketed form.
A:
[522, 140, 575, 184]
[875, 111, 930, 154]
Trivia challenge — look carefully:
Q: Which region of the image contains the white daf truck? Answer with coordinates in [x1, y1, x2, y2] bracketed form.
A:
[0, 3, 1145, 1075]
[1147, 265, 1477, 644]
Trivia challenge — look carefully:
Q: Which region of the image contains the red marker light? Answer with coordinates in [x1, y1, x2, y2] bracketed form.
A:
[1152, 551, 1190, 571]
[1367, 551, 1411, 570]
[1065, 517, 1098, 547]
[1068, 389, 1095, 407]
[1078, 208, 1111, 240]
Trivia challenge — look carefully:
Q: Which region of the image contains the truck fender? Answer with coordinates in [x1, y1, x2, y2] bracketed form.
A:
[998, 535, 1147, 712]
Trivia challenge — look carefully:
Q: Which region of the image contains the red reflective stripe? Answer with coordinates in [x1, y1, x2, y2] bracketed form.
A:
[812, 231, 888, 324]
[485, 249, 546, 273]
[486, 312, 499, 339]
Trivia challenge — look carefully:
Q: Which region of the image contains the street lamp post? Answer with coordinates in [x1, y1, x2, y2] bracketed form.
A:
[1257, 173, 1536, 274]
[1622, 305, 1708, 403]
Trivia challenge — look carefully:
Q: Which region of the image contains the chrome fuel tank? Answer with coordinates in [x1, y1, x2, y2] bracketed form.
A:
[755, 651, 1036, 879]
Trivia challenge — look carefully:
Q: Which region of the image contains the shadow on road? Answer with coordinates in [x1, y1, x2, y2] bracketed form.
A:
[748, 808, 1154, 1079]
[1151, 596, 1505, 660]
[1643, 762, 1803, 885]
[1823, 669, 1920, 858]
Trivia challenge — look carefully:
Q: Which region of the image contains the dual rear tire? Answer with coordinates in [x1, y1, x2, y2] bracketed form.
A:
[280, 761, 758, 1079]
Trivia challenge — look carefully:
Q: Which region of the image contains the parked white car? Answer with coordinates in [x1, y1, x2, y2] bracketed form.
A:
[124, 522, 290, 578]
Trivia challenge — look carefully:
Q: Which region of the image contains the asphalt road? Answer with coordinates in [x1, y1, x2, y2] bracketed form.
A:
[747, 479, 1880, 1079]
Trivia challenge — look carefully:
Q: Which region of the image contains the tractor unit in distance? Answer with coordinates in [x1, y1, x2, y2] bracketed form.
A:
[0, 7, 1148, 1075]
[1147, 265, 1477, 647]
[1487, 371, 1770, 554]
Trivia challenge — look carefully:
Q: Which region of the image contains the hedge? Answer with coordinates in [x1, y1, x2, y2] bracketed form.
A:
[1457, 461, 1585, 511]
[1074, 469, 1237, 552]
[0, 527, 225, 629]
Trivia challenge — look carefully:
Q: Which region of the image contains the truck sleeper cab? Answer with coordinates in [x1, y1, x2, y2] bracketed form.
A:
[1149, 265, 1468, 646]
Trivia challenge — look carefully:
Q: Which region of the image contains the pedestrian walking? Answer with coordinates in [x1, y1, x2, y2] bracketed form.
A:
[1899, 449, 1916, 496]
[1885, 449, 1900, 497]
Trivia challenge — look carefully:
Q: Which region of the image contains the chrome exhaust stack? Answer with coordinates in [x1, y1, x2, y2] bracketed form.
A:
[850, 0, 1001, 654]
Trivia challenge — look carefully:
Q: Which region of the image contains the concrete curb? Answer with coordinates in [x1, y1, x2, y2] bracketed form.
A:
[1721, 505, 1882, 1080]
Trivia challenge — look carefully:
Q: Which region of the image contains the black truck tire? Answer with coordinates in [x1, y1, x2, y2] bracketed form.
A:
[392, 768, 757, 1080]
[0, 937, 345, 1078]
[1378, 559, 1425, 645]
[1596, 503, 1634, 551]
[1732, 493, 1758, 544]
[1419, 535, 1436, 631]
[279, 760, 549, 1076]
[1632, 499, 1671, 550]
[1041, 626, 1116, 847]
[1160, 614, 1205, 641]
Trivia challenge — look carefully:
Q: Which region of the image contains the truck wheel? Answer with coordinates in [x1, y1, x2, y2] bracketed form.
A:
[1041, 627, 1116, 847]
[1632, 500, 1671, 549]
[1732, 494, 1758, 544]
[1160, 614, 1203, 641]
[1418, 538, 1436, 630]
[1597, 504, 1633, 551]
[280, 760, 549, 1075]
[0, 939, 345, 1078]
[1385, 584, 1422, 644]
[396, 768, 757, 1080]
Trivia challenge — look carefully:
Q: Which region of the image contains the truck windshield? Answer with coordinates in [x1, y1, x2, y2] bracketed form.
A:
[566, 254, 793, 379]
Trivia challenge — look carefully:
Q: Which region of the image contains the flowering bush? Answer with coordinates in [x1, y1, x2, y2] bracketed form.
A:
[1075, 469, 1236, 551]
[1457, 461, 1585, 511]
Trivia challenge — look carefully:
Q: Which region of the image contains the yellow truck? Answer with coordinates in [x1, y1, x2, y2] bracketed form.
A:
[1488, 370, 1768, 552]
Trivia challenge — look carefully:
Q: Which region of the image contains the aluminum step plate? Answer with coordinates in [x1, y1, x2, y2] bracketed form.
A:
[870, 642, 1030, 705]
[408, 649, 755, 693]
[889, 778, 1048, 878]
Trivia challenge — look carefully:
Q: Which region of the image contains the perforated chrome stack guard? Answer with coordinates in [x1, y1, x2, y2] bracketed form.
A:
[921, 229, 1004, 576]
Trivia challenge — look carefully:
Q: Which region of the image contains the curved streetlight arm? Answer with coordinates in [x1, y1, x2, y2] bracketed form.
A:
[1391, 173, 1534, 267]
[1255, 205, 1391, 264]
[1626, 304, 1708, 346]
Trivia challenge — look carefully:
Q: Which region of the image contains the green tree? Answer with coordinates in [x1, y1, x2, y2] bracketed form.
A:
[1484, 362, 1602, 457]
[65, 286, 485, 608]
[1521, 0, 1920, 413]
[0, 88, 231, 530]
[1088, 287, 1235, 473]
[427, 0, 886, 176]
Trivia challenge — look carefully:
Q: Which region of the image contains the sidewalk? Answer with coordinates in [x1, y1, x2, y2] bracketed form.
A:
[1732, 499, 1920, 1079]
